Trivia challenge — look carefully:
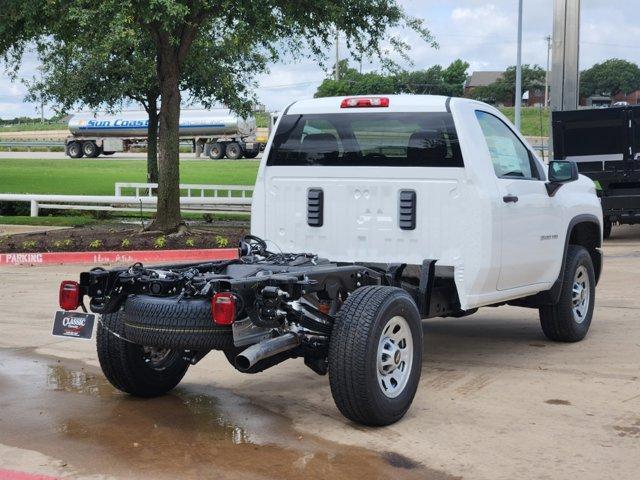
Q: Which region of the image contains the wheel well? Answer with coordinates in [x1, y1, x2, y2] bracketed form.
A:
[568, 221, 602, 282]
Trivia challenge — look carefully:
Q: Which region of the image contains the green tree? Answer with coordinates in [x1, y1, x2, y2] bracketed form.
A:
[580, 58, 640, 97]
[19, 36, 161, 183]
[2, 0, 433, 232]
[315, 59, 469, 97]
[442, 59, 470, 96]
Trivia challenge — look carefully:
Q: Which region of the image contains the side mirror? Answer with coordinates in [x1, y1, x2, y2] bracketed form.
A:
[546, 160, 579, 196]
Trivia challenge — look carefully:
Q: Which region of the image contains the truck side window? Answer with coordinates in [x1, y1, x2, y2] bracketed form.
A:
[475, 111, 541, 180]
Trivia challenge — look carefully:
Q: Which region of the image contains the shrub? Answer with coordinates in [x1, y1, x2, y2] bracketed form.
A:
[215, 235, 229, 248]
[21, 240, 37, 251]
[121, 238, 131, 248]
[185, 238, 195, 247]
[154, 236, 167, 249]
[88, 239, 103, 249]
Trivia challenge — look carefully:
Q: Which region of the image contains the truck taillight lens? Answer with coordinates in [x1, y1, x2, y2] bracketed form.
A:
[340, 97, 389, 108]
[212, 292, 236, 325]
[59, 281, 80, 311]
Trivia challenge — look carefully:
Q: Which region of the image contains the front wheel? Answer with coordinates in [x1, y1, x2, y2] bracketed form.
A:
[96, 311, 190, 397]
[539, 245, 596, 342]
[328, 286, 423, 426]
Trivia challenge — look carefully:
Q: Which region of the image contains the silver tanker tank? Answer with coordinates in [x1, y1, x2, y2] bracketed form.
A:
[68, 109, 256, 138]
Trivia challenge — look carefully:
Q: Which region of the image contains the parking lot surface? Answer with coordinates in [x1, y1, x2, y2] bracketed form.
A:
[1, 227, 639, 479]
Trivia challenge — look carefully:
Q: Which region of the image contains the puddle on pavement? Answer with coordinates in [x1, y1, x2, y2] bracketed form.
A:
[0, 349, 456, 480]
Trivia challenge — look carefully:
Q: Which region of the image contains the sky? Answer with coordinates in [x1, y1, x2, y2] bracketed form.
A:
[3, 0, 640, 119]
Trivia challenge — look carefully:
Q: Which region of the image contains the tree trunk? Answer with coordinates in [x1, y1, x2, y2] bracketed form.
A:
[146, 97, 159, 184]
[149, 54, 182, 232]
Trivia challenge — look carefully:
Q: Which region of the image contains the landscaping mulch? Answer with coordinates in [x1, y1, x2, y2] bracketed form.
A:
[0, 221, 248, 253]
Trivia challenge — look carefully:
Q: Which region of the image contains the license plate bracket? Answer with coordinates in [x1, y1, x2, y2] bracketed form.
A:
[52, 311, 96, 340]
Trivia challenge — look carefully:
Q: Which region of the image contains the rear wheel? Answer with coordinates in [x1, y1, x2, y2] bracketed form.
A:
[207, 142, 225, 160]
[82, 141, 100, 158]
[328, 286, 423, 426]
[96, 310, 190, 397]
[603, 217, 612, 239]
[66, 141, 83, 158]
[539, 245, 595, 342]
[225, 142, 242, 159]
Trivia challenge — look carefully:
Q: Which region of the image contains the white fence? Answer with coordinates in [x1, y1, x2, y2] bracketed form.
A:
[0, 182, 254, 217]
[114, 182, 254, 199]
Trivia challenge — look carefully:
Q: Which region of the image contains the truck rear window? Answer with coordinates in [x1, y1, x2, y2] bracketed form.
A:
[267, 112, 463, 167]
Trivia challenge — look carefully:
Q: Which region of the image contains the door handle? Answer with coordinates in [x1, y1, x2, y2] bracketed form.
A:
[503, 195, 519, 204]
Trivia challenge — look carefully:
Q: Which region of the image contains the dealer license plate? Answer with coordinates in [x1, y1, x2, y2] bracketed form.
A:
[51, 311, 96, 340]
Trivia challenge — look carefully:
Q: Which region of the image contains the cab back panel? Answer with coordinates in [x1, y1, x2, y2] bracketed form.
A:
[262, 168, 470, 266]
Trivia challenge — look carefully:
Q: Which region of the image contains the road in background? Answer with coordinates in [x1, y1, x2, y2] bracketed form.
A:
[0, 151, 262, 160]
[1, 226, 639, 479]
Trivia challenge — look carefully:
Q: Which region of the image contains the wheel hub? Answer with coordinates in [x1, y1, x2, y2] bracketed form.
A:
[571, 265, 590, 324]
[376, 316, 414, 398]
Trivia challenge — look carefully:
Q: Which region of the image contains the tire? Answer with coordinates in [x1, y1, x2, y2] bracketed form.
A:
[328, 286, 423, 426]
[225, 142, 242, 159]
[82, 141, 100, 158]
[207, 142, 225, 160]
[539, 245, 596, 342]
[66, 141, 83, 158]
[243, 149, 259, 159]
[103, 151, 115, 156]
[123, 295, 234, 350]
[97, 310, 190, 397]
[603, 217, 612, 239]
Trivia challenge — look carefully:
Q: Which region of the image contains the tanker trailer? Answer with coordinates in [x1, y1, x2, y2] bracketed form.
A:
[65, 109, 260, 159]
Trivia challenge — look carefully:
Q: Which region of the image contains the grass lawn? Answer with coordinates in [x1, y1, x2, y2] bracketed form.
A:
[0, 159, 260, 195]
[0, 122, 67, 132]
[0, 215, 97, 227]
[498, 107, 550, 137]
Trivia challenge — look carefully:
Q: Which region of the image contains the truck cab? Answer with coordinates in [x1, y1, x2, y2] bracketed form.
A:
[252, 95, 602, 310]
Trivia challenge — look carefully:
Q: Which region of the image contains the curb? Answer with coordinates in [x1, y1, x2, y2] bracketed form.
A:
[0, 248, 238, 266]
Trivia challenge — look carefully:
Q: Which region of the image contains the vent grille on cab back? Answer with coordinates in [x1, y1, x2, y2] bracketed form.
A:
[399, 190, 416, 230]
[307, 188, 324, 227]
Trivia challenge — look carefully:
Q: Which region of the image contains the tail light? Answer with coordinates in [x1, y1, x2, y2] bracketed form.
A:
[340, 97, 389, 108]
[59, 280, 81, 311]
[212, 292, 236, 325]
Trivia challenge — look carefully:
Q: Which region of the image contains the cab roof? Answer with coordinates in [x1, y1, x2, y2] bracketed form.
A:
[285, 95, 455, 115]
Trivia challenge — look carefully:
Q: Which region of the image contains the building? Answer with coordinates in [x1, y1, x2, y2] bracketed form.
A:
[464, 70, 550, 107]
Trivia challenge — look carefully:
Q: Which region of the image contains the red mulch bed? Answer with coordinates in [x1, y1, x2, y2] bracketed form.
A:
[0, 222, 248, 253]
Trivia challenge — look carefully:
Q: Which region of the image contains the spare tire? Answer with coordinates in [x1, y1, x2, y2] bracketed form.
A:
[123, 295, 234, 350]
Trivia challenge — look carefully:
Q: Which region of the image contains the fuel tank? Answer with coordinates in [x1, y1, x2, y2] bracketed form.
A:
[68, 109, 256, 138]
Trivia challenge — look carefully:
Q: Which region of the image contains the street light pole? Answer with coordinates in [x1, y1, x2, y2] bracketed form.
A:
[334, 29, 340, 81]
[515, 0, 524, 131]
[544, 35, 552, 108]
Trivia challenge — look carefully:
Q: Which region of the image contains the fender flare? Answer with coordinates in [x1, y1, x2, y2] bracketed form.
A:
[550, 214, 602, 303]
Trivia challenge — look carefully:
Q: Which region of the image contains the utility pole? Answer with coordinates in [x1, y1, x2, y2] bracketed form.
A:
[515, 0, 524, 131]
[551, 0, 581, 112]
[334, 29, 340, 81]
[545, 35, 552, 108]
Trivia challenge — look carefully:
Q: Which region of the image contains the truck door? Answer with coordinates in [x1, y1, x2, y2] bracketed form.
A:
[475, 111, 562, 290]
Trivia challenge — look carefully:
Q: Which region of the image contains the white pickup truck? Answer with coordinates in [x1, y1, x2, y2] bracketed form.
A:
[59, 95, 602, 426]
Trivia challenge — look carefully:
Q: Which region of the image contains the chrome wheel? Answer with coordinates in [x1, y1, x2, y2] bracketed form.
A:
[142, 346, 175, 371]
[377, 315, 413, 398]
[572, 265, 590, 323]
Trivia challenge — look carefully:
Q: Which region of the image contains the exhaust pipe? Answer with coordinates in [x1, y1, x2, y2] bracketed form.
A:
[235, 333, 300, 371]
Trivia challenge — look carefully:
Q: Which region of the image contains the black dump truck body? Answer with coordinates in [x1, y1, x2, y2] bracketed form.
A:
[553, 106, 640, 237]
